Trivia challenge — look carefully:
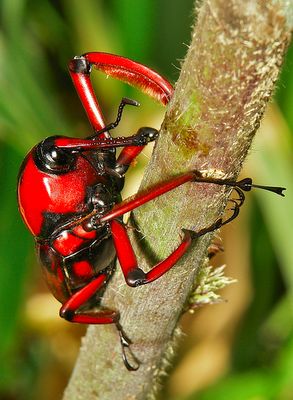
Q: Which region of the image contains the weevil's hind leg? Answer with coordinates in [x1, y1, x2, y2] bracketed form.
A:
[103, 172, 285, 286]
[190, 197, 242, 240]
[230, 186, 245, 207]
[205, 187, 244, 259]
[108, 189, 246, 287]
[191, 186, 245, 240]
[59, 273, 140, 370]
[59, 274, 110, 323]
[220, 200, 241, 227]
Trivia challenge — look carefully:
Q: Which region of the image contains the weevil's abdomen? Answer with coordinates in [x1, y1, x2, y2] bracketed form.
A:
[37, 228, 116, 303]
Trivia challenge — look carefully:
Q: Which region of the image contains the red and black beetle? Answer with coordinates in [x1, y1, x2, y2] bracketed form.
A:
[17, 52, 285, 370]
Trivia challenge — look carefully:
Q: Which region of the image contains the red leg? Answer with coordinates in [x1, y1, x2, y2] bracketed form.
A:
[50, 165, 182, 237]
[60, 273, 139, 370]
[100, 172, 196, 224]
[69, 64, 106, 134]
[84, 52, 174, 105]
[59, 273, 117, 324]
[53, 173, 284, 238]
[69, 52, 174, 134]
[115, 145, 145, 174]
[110, 219, 192, 286]
[99, 173, 285, 224]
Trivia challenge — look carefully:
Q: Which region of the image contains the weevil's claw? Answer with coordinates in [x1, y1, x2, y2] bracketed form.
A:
[116, 322, 140, 371]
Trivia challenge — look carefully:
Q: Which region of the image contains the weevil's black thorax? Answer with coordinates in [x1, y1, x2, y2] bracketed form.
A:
[34, 136, 77, 174]
[86, 147, 125, 193]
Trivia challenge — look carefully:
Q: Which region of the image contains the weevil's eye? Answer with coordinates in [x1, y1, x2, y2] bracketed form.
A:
[47, 146, 71, 167]
[35, 136, 77, 174]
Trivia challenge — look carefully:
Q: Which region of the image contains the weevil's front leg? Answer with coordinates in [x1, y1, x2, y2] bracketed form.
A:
[69, 52, 174, 134]
[100, 172, 197, 224]
[60, 273, 139, 370]
[53, 172, 284, 238]
[115, 145, 146, 175]
[69, 57, 106, 133]
[83, 52, 174, 105]
[82, 52, 174, 168]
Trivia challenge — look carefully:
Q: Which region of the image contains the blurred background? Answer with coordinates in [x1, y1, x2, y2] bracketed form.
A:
[0, 1, 292, 399]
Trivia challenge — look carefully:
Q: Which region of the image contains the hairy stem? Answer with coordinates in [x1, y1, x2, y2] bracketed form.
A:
[63, 1, 291, 399]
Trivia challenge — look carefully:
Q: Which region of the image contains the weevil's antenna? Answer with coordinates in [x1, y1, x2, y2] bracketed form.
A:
[90, 97, 140, 138]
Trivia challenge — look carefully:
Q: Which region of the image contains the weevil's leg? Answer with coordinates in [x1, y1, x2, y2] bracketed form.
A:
[229, 186, 245, 207]
[83, 52, 174, 169]
[190, 198, 242, 240]
[83, 52, 174, 105]
[200, 197, 242, 237]
[59, 273, 115, 324]
[110, 219, 193, 286]
[69, 57, 107, 134]
[111, 202, 239, 287]
[50, 172, 196, 238]
[219, 190, 245, 228]
[213, 200, 240, 229]
[99, 171, 285, 224]
[235, 177, 285, 196]
[115, 321, 140, 371]
[69, 52, 173, 135]
[60, 273, 139, 370]
[114, 127, 160, 175]
[115, 145, 146, 175]
[52, 172, 284, 239]
[100, 172, 197, 224]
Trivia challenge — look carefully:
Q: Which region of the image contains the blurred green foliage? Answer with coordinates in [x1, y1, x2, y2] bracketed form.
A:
[0, 1, 291, 400]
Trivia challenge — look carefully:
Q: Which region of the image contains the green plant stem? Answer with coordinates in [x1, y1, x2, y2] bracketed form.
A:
[63, 1, 291, 399]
